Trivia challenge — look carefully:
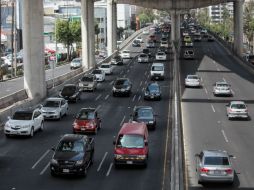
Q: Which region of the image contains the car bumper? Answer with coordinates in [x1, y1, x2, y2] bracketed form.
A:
[151, 75, 164, 80]
[114, 157, 147, 166]
[199, 174, 234, 183]
[113, 90, 131, 96]
[144, 94, 161, 100]
[214, 90, 232, 95]
[73, 127, 97, 133]
[185, 82, 200, 87]
[4, 128, 31, 136]
[50, 164, 86, 175]
[228, 113, 249, 118]
[79, 86, 95, 91]
[42, 113, 59, 120]
[156, 57, 166, 60]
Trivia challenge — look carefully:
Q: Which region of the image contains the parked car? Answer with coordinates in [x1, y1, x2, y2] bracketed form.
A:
[50, 134, 94, 177]
[155, 52, 167, 61]
[193, 33, 202, 41]
[138, 53, 149, 63]
[158, 46, 169, 54]
[144, 82, 161, 100]
[213, 81, 232, 96]
[41, 97, 68, 120]
[195, 150, 234, 185]
[143, 29, 149, 35]
[113, 122, 149, 167]
[185, 75, 201, 87]
[111, 55, 123, 65]
[184, 50, 194, 59]
[112, 78, 132, 97]
[121, 50, 131, 59]
[99, 63, 113, 75]
[91, 69, 105, 82]
[150, 63, 164, 80]
[59, 84, 80, 102]
[4, 108, 44, 137]
[131, 106, 157, 129]
[78, 74, 97, 92]
[226, 101, 249, 120]
[70, 58, 82, 69]
[73, 108, 102, 134]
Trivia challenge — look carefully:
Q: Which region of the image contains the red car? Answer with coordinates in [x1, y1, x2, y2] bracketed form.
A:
[73, 108, 101, 134]
[149, 35, 157, 42]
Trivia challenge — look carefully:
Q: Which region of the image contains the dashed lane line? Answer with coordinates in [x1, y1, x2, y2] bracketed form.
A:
[132, 95, 136, 102]
[95, 94, 102, 101]
[95, 105, 101, 112]
[31, 150, 50, 169]
[106, 162, 114, 176]
[211, 104, 215, 112]
[105, 94, 109, 100]
[97, 152, 108, 172]
[138, 95, 141, 101]
[221, 130, 229, 143]
[120, 116, 126, 126]
[39, 162, 50, 175]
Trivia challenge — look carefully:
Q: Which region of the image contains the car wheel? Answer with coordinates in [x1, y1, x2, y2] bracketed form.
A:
[58, 113, 62, 121]
[5, 134, 10, 138]
[30, 127, 34, 137]
[40, 122, 44, 131]
[83, 167, 87, 177]
[94, 127, 98, 135]
[98, 122, 102, 130]
[51, 170, 57, 177]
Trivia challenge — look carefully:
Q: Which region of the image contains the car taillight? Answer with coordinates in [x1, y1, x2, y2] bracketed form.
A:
[200, 168, 209, 173]
[225, 169, 233, 174]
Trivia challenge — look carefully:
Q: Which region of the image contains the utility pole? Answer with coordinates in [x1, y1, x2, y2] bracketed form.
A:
[0, 0, 2, 64]
[11, 0, 14, 77]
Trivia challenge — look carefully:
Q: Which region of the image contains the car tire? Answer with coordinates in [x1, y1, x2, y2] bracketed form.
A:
[51, 170, 57, 177]
[83, 167, 87, 177]
[94, 127, 98, 135]
[5, 134, 10, 138]
[58, 113, 62, 121]
[30, 127, 34, 137]
[40, 122, 44, 131]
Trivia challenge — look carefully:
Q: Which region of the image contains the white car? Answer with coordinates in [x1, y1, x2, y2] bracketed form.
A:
[138, 53, 149, 63]
[185, 41, 193, 47]
[70, 58, 82, 69]
[121, 50, 131, 59]
[99, 63, 113, 75]
[91, 69, 105, 82]
[143, 29, 149, 35]
[150, 63, 164, 80]
[226, 101, 249, 120]
[160, 41, 169, 48]
[4, 108, 44, 137]
[185, 75, 201, 87]
[213, 81, 232, 96]
[155, 52, 167, 61]
[135, 36, 143, 43]
[41, 97, 68, 120]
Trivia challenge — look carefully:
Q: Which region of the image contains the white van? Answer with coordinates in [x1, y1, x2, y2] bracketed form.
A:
[150, 63, 165, 80]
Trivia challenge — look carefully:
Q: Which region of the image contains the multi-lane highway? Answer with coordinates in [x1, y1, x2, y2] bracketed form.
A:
[0, 32, 173, 190]
[181, 36, 254, 189]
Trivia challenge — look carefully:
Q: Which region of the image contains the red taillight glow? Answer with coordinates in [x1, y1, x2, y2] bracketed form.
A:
[225, 169, 233, 174]
[200, 168, 209, 173]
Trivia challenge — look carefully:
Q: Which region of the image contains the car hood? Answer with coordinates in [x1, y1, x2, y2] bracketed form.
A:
[7, 120, 32, 126]
[114, 85, 128, 89]
[61, 91, 75, 97]
[115, 147, 147, 155]
[41, 107, 59, 112]
[135, 118, 154, 123]
[53, 151, 84, 161]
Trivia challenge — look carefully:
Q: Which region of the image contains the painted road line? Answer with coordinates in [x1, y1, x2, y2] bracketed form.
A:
[39, 162, 50, 175]
[127, 69, 130, 73]
[211, 104, 215, 112]
[95, 94, 102, 101]
[106, 162, 114, 176]
[140, 81, 143, 87]
[145, 71, 147, 75]
[95, 105, 101, 112]
[31, 149, 50, 169]
[223, 78, 226, 82]
[145, 81, 147, 85]
[120, 116, 126, 126]
[97, 152, 108, 172]
[204, 87, 208, 94]
[221, 130, 229, 143]
[138, 95, 141, 101]
[110, 81, 114, 85]
[132, 95, 136, 102]
[120, 70, 123, 75]
[123, 74, 126, 78]
[105, 94, 109, 100]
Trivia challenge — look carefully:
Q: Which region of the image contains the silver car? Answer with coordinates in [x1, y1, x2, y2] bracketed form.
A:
[226, 101, 249, 120]
[195, 150, 234, 184]
[185, 75, 201, 87]
[213, 81, 232, 96]
[138, 53, 149, 63]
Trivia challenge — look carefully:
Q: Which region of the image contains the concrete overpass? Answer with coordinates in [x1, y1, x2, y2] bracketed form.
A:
[22, 0, 244, 102]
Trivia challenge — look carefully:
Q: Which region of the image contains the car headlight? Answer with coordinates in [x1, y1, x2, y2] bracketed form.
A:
[137, 155, 146, 159]
[76, 160, 83, 165]
[5, 123, 11, 128]
[22, 125, 30, 129]
[114, 154, 123, 159]
[126, 86, 131, 90]
[145, 91, 149, 96]
[113, 87, 116, 91]
[51, 159, 58, 165]
[148, 121, 154, 124]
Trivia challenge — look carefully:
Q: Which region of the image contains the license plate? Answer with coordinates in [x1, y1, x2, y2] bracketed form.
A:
[62, 169, 69, 173]
[213, 170, 221, 174]
[151, 96, 154, 98]
[126, 161, 133, 164]
[81, 128, 86, 131]
[156, 77, 159, 79]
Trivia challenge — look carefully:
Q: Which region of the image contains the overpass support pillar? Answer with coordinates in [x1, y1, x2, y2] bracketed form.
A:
[233, 0, 244, 56]
[107, 0, 117, 55]
[171, 12, 181, 43]
[81, 0, 95, 69]
[23, 0, 46, 100]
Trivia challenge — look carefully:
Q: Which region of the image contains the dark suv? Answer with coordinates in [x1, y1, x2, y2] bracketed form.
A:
[50, 134, 94, 177]
[59, 84, 80, 102]
[111, 55, 123, 65]
[112, 78, 132, 97]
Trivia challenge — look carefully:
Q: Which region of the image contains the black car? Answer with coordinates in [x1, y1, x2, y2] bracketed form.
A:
[59, 84, 80, 102]
[131, 106, 156, 130]
[50, 134, 94, 177]
[111, 55, 123, 65]
[158, 46, 168, 54]
[142, 48, 152, 57]
[207, 35, 214, 42]
[132, 40, 141, 47]
[112, 78, 132, 97]
[144, 82, 161, 100]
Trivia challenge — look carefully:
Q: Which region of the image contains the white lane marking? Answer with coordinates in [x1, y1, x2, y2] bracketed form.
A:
[145, 71, 147, 75]
[123, 74, 126, 78]
[95, 94, 102, 101]
[39, 162, 50, 175]
[120, 115, 126, 126]
[221, 130, 229, 143]
[211, 104, 215, 112]
[223, 78, 226, 82]
[204, 87, 208, 94]
[140, 81, 143, 87]
[31, 150, 50, 169]
[138, 95, 141, 101]
[110, 81, 114, 85]
[231, 89, 235, 95]
[105, 94, 109, 100]
[127, 69, 130, 73]
[142, 87, 145, 92]
[97, 152, 108, 172]
[106, 162, 114, 176]
[132, 95, 136, 102]
[144, 81, 147, 85]
[120, 71, 123, 75]
[95, 105, 101, 112]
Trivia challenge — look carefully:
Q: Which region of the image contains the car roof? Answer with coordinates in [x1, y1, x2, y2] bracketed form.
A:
[119, 122, 147, 136]
[101, 63, 110, 65]
[230, 101, 245, 105]
[63, 84, 76, 87]
[187, 75, 198, 77]
[152, 63, 164, 66]
[14, 108, 35, 114]
[203, 150, 229, 157]
[46, 97, 64, 101]
[216, 81, 228, 85]
[61, 134, 87, 141]
[79, 108, 96, 112]
[115, 78, 129, 81]
[135, 106, 153, 111]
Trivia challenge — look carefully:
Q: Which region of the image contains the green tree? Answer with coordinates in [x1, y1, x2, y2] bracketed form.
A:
[138, 8, 156, 26]
[196, 8, 211, 28]
[221, 4, 232, 40]
[244, 1, 254, 52]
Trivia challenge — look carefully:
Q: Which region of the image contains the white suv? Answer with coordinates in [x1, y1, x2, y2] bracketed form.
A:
[150, 63, 165, 80]
[4, 108, 44, 137]
[121, 50, 131, 59]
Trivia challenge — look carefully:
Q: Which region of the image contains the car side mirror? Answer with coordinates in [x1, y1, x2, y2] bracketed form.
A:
[144, 140, 148, 146]
[51, 147, 56, 151]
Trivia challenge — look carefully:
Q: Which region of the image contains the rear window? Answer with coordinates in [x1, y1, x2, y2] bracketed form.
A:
[100, 64, 110, 68]
[115, 80, 128, 86]
[62, 86, 76, 93]
[44, 100, 60, 108]
[204, 156, 229, 165]
[76, 110, 95, 120]
[57, 140, 84, 153]
[231, 104, 246, 109]
[152, 66, 164, 71]
[117, 134, 144, 148]
[92, 70, 102, 74]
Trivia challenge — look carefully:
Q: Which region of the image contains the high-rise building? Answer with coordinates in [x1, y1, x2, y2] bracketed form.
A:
[208, 3, 233, 23]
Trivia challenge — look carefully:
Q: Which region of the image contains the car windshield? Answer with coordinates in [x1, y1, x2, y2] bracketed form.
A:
[157, 52, 164, 55]
[81, 76, 93, 82]
[92, 70, 102, 74]
[76, 110, 95, 120]
[12, 112, 33, 120]
[117, 134, 144, 148]
[217, 84, 229, 87]
[62, 86, 76, 94]
[44, 100, 60, 108]
[188, 76, 198, 79]
[57, 140, 84, 152]
[143, 49, 149, 53]
[100, 65, 110, 68]
[152, 66, 163, 71]
[148, 84, 159, 92]
[139, 54, 147, 57]
[204, 156, 229, 166]
[136, 109, 153, 119]
[186, 51, 193, 55]
[231, 104, 246, 109]
[123, 51, 129, 53]
[72, 59, 81, 63]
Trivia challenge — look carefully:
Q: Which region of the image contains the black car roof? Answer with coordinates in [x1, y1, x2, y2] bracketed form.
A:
[15, 108, 36, 114]
[80, 108, 96, 112]
[61, 134, 87, 141]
